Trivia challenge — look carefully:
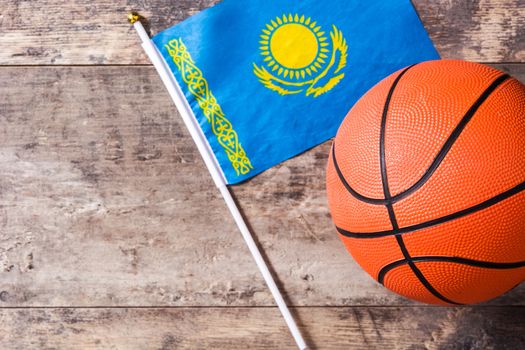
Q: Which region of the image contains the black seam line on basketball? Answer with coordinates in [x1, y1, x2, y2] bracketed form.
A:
[380, 65, 415, 201]
[331, 65, 416, 205]
[336, 179, 525, 239]
[377, 256, 525, 285]
[332, 73, 511, 206]
[380, 65, 461, 306]
[377, 259, 408, 285]
[392, 235, 462, 305]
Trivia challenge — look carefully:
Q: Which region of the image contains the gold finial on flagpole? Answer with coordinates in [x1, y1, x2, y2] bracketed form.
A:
[127, 12, 141, 24]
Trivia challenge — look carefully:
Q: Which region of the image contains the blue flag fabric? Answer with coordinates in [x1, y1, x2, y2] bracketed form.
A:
[153, 0, 439, 184]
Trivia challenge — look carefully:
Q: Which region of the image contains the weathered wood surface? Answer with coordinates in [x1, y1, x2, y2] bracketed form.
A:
[0, 64, 524, 309]
[1, 0, 525, 348]
[0, 0, 524, 65]
[1, 307, 525, 349]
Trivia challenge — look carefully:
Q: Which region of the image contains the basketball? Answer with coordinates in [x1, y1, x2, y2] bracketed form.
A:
[326, 60, 525, 305]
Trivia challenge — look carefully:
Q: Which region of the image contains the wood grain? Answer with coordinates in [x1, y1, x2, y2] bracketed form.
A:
[0, 64, 524, 308]
[0, 65, 393, 307]
[1, 307, 525, 349]
[0, 0, 523, 65]
[2, 1, 525, 348]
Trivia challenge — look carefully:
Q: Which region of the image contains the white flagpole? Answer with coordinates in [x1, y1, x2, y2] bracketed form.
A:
[128, 13, 307, 350]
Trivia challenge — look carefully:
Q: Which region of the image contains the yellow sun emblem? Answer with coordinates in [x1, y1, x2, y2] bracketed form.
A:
[253, 14, 348, 98]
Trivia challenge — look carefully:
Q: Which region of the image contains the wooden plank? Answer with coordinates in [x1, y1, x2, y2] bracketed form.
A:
[0, 64, 524, 307]
[1, 307, 525, 349]
[0, 0, 523, 65]
[0, 65, 392, 307]
[412, 0, 525, 63]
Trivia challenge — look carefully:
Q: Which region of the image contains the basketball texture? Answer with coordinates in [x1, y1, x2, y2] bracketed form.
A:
[326, 60, 525, 305]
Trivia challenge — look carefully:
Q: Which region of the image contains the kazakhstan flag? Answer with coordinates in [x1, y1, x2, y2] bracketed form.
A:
[153, 0, 439, 184]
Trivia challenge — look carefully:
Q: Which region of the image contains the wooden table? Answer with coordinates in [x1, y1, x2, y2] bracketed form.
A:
[0, 1, 524, 348]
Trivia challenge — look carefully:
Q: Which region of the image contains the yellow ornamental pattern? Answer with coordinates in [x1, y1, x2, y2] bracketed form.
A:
[165, 38, 253, 177]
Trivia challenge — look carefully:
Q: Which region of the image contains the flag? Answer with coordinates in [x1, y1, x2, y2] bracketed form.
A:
[152, 0, 439, 184]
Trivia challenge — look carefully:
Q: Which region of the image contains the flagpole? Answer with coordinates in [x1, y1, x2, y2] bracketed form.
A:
[128, 13, 307, 350]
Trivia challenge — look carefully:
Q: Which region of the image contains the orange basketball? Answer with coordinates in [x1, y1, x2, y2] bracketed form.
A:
[326, 60, 525, 305]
